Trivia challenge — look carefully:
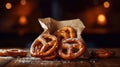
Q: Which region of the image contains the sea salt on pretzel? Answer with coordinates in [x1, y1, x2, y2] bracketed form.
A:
[30, 33, 58, 57]
[58, 38, 86, 60]
[54, 26, 76, 42]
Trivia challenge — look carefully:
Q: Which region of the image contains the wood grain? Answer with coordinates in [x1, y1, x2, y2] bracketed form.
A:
[0, 48, 119, 67]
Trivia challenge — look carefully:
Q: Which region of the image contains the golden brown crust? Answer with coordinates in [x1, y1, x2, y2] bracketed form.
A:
[30, 26, 86, 60]
[30, 33, 58, 58]
[58, 38, 86, 60]
[93, 48, 114, 58]
[54, 26, 76, 42]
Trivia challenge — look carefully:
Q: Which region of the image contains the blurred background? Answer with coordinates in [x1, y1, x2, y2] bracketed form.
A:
[0, 0, 120, 48]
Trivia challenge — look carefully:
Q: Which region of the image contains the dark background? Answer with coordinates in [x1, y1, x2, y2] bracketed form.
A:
[0, 0, 120, 48]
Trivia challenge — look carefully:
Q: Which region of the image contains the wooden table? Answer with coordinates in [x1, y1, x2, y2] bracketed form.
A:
[0, 48, 120, 67]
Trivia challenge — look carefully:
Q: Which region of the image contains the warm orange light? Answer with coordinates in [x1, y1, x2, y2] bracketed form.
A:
[20, 0, 27, 5]
[97, 14, 106, 25]
[5, 2, 12, 9]
[19, 16, 27, 25]
[103, 1, 110, 8]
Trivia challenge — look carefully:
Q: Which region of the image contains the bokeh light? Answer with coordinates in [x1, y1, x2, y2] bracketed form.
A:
[97, 14, 106, 25]
[20, 0, 27, 5]
[19, 16, 27, 25]
[5, 2, 12, 9]
[103, 1, 110, 8]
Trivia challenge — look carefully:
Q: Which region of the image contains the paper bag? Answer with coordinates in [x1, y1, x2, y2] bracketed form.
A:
[37, 17, 89, 59]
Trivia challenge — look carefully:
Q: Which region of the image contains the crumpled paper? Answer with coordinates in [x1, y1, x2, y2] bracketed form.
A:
[36, 17, 89, 59]
[38, 17, 85, 38]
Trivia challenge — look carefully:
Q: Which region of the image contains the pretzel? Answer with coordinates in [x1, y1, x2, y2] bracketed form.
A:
[58, 38, 86, 60]
[0, 49, 27, 57]
[92, 48, 114, 58]
[54, 26, 76, 42]
[30, 34, 58, 57]
[7, 49, 27, 57]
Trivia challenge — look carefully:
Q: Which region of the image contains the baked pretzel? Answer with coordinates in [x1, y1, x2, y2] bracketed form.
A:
[54, 26, 76, 42]
[92, 48, 114, 58]
[30, 34, 58, 57]
[7, 49, 27, 57]
[58, 38, 86, 60]
[0, 49, 27, 57]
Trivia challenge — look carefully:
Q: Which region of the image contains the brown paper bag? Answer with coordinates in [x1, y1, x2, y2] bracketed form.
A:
[36, 17, 90, 59]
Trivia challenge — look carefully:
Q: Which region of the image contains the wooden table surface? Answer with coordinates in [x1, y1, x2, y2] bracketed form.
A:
[0, 48, 120, 67]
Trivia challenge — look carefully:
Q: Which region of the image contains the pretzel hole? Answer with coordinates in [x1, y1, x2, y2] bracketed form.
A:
[35, 40, 43, 46]
[44, 38, 52, 42]
[62, 49, 67, 54]
[44, 46, 53, 52]
[34, 41, 43, 52]
[60, 36, 65, 41]
[73, 48, 79, 53]
[65, 30, 70, 34]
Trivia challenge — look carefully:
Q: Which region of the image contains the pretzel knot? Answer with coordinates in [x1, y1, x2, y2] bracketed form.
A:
[55, 26, 76, 42]
[30, 34, 58, 58]
[58, 38, 86, 60]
